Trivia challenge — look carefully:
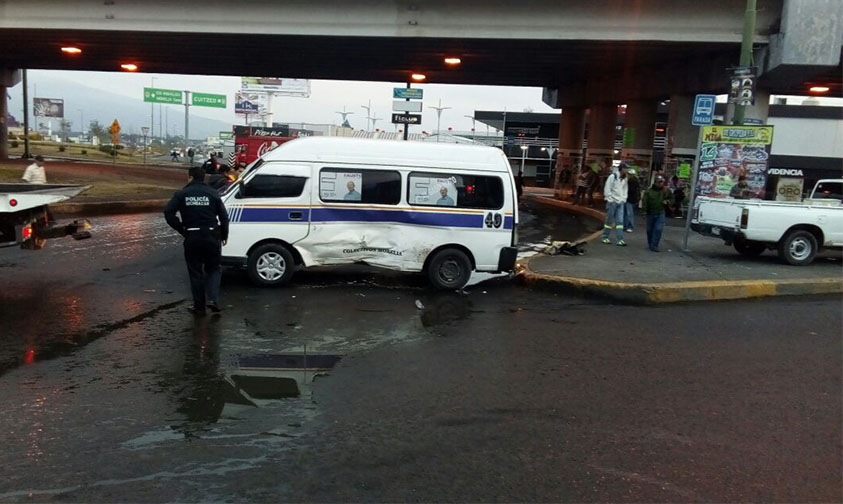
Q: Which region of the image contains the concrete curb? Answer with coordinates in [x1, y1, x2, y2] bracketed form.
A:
[52, 199, 168, 216]
[516, 255, 843, 304]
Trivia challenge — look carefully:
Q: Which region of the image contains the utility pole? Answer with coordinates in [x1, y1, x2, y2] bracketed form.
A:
[403, 83, 411, 141]
[732, 0, 757, 125]
[183, 91, 190, 157]
[428, 99, 451, 142]
[361, 100, 373, 131]
[335, 106, 354, 126]
[150, 77, 156, 143]
[22, 69, 31, 158]
[77, 109, 84, 137]
[370, 114, 381, 131]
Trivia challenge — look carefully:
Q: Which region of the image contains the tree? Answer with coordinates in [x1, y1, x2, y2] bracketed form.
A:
[88, 120, 108, 144]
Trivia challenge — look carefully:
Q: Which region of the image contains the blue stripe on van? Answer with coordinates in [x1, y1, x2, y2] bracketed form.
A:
[238, 207, 311, 222]
[231, 206, 514, 230]
[310, 208, 484, 228]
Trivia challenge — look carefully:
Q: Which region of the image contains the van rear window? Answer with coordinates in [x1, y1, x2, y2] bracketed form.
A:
[408, 172, 504, 210]
[319, 168, 401, 205]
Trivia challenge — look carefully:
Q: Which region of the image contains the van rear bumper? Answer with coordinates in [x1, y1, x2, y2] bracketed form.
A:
[497, 247, 518, 272]
[222, 255, 247, 268]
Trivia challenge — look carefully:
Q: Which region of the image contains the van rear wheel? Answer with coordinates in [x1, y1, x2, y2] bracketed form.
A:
[248, 243, 295, 286]
[427, 248, 472, 290]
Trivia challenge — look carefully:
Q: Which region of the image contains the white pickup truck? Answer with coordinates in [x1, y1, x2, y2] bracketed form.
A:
[691, 179, 843, 265]
[0, 183, 92, 249]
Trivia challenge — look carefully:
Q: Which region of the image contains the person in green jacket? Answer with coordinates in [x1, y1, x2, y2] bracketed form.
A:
[642, 176, 672, 252]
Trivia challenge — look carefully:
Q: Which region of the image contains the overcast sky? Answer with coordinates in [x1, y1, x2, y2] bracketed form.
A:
[12, 70, 559, 132]
[8, 70, 841, 135]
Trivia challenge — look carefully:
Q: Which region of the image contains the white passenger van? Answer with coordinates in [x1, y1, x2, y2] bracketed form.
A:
[221, 137, 518, 289]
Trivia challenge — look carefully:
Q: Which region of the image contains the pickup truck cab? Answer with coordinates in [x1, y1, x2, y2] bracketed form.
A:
[692, 179, 843, 265]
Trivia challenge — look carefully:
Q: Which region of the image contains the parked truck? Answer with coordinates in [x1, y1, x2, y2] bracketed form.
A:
[0, 184, 92, 250]
[691, 179, 843, 265]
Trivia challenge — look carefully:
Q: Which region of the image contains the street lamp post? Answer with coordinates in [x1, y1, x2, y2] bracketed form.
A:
[429, 99, 451, 142]
[150, 77, 156, 144]
[141, 126, 149, 167]
[464, 114, 476, 142]
[361, 100, 373, 132]
[520, 145, 528, 177]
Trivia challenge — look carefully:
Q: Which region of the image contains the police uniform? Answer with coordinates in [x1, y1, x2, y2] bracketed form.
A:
[164, 179, 230, 313]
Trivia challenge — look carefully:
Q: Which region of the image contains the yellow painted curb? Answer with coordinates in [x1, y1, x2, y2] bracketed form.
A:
[517, 256, 843, 304]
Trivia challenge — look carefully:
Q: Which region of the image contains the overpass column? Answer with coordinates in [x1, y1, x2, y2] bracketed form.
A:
[553, 106, 585, 199]
[620, 100, 657, 183]
[0, 69, 22, 161]
[664, 95, 700, 182]
[585, 104, 618, 192]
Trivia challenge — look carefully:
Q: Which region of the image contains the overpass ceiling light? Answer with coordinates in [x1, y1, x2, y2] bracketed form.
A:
[61, 46, 82, 54]
[809, 85, 830, 93]
[444, 57, 461, 65]
[411, 73, 426, 81]
[120, 63, 138, 71]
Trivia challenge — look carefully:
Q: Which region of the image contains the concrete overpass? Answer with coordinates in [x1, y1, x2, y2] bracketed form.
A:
[1, 0, 842, 178]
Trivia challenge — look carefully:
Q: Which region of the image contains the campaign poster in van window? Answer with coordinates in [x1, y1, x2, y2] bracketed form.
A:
[321, 171, 362, 201]
[695, 125, 774, 199]
[410, 176, 458, 206]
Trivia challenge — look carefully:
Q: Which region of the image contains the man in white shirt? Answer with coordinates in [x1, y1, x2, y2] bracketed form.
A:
[600, 162, 629, 246]
[22, 155, 47, 184]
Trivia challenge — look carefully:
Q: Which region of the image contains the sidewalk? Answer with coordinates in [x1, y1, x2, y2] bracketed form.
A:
[519, 195, 843, 304]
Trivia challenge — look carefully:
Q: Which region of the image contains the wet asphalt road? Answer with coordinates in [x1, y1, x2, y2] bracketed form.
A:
[0, 205, 840, 502]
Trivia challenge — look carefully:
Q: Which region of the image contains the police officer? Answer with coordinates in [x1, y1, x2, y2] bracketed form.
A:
[164, 166, 230, 315]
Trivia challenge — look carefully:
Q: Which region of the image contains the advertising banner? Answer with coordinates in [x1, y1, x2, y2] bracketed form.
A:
[696, 125, 774, 199]
[234, 91, 264, 115]
[241, 77, 311, 97]
[320, 171, 363, 201]
[33, 98, 64, 118]
[409, 174, 458, 206]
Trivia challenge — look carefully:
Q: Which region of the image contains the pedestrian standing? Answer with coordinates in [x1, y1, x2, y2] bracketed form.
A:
[21, 155, 47, 184]
[164, 166, 230, 315]
[601, 163, 629, 246]
[642, 175, 671, 252]
[187, 147, 195, 166]
[624, 168, 640, 232]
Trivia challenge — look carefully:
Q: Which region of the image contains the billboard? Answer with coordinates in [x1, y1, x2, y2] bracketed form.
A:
[234, 91, 266, 115]
[696, 125, 774, 199]
[240, 77, 311, 97]
[33, 98, 64, 118]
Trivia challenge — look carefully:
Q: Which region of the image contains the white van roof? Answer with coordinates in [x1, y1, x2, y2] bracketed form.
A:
[261, 137, 511, 173]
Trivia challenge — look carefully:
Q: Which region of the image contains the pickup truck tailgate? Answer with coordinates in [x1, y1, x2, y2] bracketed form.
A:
[696, 198, 742, 228]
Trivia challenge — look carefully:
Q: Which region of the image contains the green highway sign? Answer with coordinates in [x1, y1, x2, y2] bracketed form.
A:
[143, 87, 183, 104]
[219, 131, 234, 139]
[192, 92, 227, 108]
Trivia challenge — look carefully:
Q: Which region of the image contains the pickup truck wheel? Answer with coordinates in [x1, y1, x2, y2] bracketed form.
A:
[733, 240, 766, 257]
[247, 244, 295, 286]
[778, 230, 818, 266]
[427, 248, 472, 290]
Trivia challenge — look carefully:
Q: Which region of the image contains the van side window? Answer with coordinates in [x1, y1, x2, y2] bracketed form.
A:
[319, 168, 401, 205]
[238, 174, 307, 198]
[408, 172, 504, 210]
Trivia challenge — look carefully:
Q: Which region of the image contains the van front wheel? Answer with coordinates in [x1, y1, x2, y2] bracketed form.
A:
[248, 244, 295, 286]
[427, 248, 472, 290]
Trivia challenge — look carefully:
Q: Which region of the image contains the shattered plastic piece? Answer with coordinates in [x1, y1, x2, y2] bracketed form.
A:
[414, 299, 424, 310]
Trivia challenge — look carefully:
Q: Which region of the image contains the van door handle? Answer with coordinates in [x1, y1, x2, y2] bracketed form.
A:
[289, 211, 303, 221]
